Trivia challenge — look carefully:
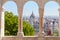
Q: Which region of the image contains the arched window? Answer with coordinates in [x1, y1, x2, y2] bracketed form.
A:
[44, 1, 59, 36]
[2, 1, 18, 36]
[22, 1, 39, 37]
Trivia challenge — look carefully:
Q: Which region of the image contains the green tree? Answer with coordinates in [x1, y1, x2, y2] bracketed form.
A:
[23, 20, 35, 36]
[5, 11, 35, 36]
[4, 11, 18, 36]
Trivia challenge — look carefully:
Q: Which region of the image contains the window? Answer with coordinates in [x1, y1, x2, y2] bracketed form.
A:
[44, 1, 59, 36]
[2, 1, 18, 36]
[22, 1, 39, 37]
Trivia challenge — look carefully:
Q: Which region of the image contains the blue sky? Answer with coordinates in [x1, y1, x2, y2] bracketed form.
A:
[22, 1, 39, 17]
[3, 1, 18, 15]
[3, 1, 59, 17]
[44, 1, 59, 17]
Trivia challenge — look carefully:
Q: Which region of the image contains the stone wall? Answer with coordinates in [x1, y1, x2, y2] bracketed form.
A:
[1, 0, 60, 40]
[2, 36, 60, 40]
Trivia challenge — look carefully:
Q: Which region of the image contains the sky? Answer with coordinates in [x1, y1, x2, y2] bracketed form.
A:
[2, 1, 59, 17]
[44, 1, 59, 17]
[22, 1, 39, 17]
[3, 1, 18, 15]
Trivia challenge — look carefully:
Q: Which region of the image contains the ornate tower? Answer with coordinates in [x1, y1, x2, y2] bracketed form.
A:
[29, 12, 35, 26]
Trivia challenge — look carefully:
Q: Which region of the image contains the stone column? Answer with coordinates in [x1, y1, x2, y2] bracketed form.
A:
[1, 8, 4, 37]
[17, 7, 23, 35]
[0, 7, 4, 40]
[0, 6, 2, 40]
[38, 8, 44, 40]
[17, 5, 23, 40]
[58, 8, 60, 36]
[39, 8, 44, 33]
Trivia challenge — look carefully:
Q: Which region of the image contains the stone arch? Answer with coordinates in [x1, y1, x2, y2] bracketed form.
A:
[43, 1, 59, 36]
[39, 0, 60, 9]
[23, 1, 39, 17]
[2, 1, 18, 11]
[1, 0, 18, 6]
[44, 1, 59, 8]
[22, 1, 40, 37]
[1, 1, 18, 36]
[0, 0, 60, 40]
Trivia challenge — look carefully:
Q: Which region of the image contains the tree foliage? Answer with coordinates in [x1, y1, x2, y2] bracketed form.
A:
[5, 11, 35, 36]
[23, 20, 35, 36]
[4, 11, 18, 36]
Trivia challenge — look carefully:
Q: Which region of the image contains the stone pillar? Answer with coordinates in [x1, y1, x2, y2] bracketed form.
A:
[18, 7, 23, 35]
[58, 8, 60, 36]
[0, 7, 4, 40]
[17, 6, 23, 40]
[38, 8, 44, 40]
[0, 6, 2, 40]
[39, 8, 44, 34]
[1, 8, 4, 37]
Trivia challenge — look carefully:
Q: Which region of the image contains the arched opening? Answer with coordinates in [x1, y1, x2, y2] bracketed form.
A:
[22, 1, 39, 37]
[44, 1, 59, 36]
[2, 1, 18, 36]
